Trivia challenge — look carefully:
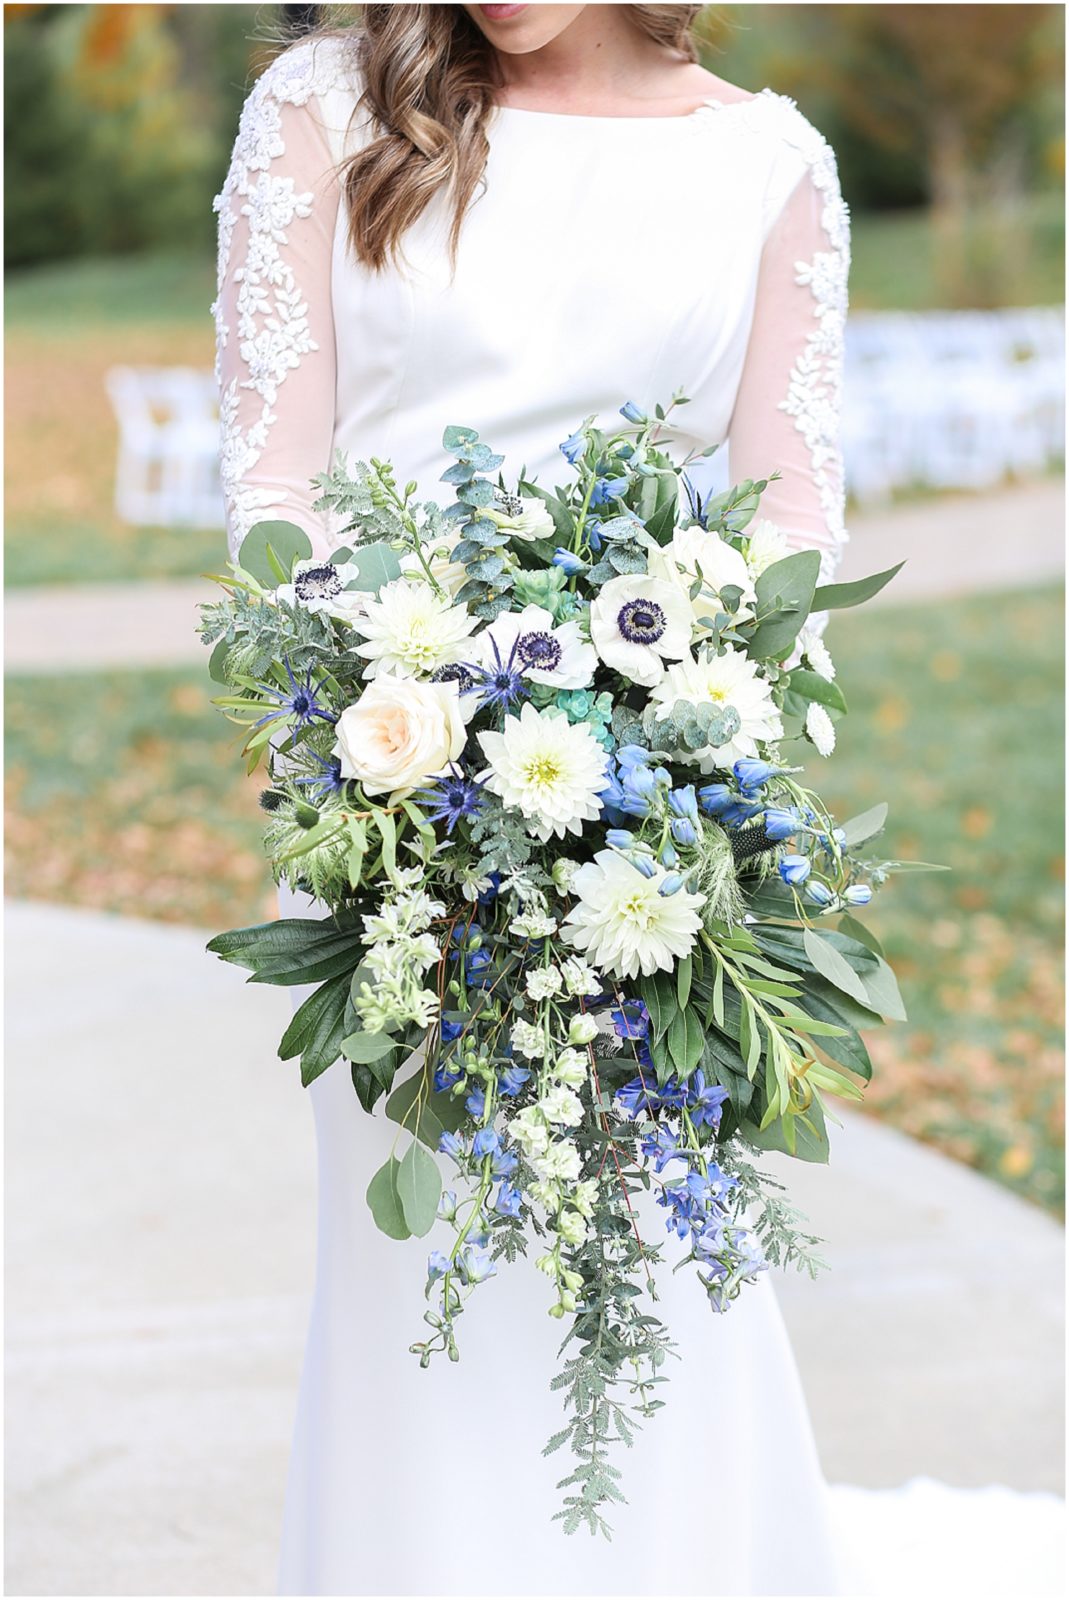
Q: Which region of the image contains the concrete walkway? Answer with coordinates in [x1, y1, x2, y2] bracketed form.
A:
[4, 479, 1064, 674]
[4, 900, 1064, 1596]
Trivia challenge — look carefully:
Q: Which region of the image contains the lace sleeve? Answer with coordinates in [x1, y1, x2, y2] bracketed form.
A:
[212, 42, 350, 561]
[726, 100, 851, 584]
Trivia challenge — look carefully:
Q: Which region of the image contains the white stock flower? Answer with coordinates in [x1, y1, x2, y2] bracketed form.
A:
[557, 1209, 591, 1246]
[477, 703, 607, 842]
[561, 956, 601, 997]
[648, 527, 756, 628]
[333, 673, 466, 799]
[589, 574, 691, 687]
[510, 1106, 551, 1157]
[510, 1019, 545, 1060]
[805, 702, 836, 757]
[745, 518, 789, 577]
[649, 647, 783, 770]
[526, 966, 563, 1001]
[533, 1140, 582, 1184]
[563, 850, 705, 980]
[552, 1048, 588, 1088]
[510, 909, 557, 940]
[473, 604, 596, 690]
[354, 577, 478, 679]
[572, 1178, 598, 1217]
[540, 1084, 583, 1127]
[483, 494, 556, 543]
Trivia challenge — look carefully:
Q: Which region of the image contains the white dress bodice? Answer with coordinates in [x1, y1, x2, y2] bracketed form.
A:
[214, 34, 850, 578]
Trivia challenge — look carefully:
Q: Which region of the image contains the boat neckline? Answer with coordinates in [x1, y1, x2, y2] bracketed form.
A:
[489, 89, 771, 124]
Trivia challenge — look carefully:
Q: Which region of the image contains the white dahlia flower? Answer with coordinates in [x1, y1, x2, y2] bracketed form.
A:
[744, 518, 789, 577]
[649, 647, 783, 770]
[483, 493, 556, 543]
[589, 574, 691, 687]
[473, 603, 596, 690]
[354, 577, 478, 679]
[805, 702, 836, 757]
[477, 703, 607, 842]
[648, 526, 757, 628]
[563, 850, 705, 980]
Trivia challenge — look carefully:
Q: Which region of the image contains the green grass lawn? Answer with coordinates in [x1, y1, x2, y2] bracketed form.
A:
[5, 585, 1064, 1213]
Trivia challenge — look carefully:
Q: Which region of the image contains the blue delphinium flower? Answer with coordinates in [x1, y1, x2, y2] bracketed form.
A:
[439, 1130, 465, 1162]
[253, 655, 337, 730]
[806, 881, 835, 907]
[552, 548, 586, 577]
[494, 1182, 523, 1218]
[434, 1062, 464, 1092]
[560, 428, 586, 465]
[466, 946, 493, 986]
[611, 999, 650, 1041]
[491, 1146, 519, 1180]
[734, 759, 778, 793]
[498, 1062, 531, 1097]
[472, 1126, 500, 1159]
[466, 1086, 486, 1118]
[639, 1124, 687, 1174]
[779, 854, 812, 886]
[615, 1075, 658, 1117]
[720, 799, 763, 827]
[590, 475, 629, 508]
[456, 1245, 497, 1286]
[698, 783, 734, 816]
[619, 400, 647, 423]
[670, 816, 699, 847]
[845, 883, 873, 905]
[688, 1070, 730, 1130]
[762, 805, 799, 841]
[427, 1250, 451, 1281]
[440, 1017, 465, 1043]
[476, 872, 502, 907]
[415, 766, 487, 834]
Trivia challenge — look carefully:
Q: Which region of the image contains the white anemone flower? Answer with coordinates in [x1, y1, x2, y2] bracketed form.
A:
[589, 574, 691, 687]
[563, 850, 705, 980]
[354, 577, 479, 679]
[275, 558, 369, 625]
[477, 703, 607, 842]
[482, 493, 556, 543]
[649, 647, 783, 770]
[744, 518, 789, 577]
[473, 603, 596, 690]
[648, 527, 757, 628]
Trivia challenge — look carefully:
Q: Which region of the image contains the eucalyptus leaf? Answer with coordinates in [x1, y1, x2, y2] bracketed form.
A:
[812, 561, 905, 611]
[344, 541, 403, 593]
[238, 520, 312, 587]
[397, 1140, 442, 1237]
[367, 1157, 412, 1240]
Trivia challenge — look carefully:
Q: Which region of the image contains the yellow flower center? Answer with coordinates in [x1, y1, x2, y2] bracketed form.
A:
[620, 891, 656, 930]
[524, 754, 563, 787]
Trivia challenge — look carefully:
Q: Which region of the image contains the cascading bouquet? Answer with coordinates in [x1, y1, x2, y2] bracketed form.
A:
[200, 396, 926, 1535]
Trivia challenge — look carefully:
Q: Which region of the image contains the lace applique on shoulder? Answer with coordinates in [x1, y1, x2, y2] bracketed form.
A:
[212, 37, 357, 548]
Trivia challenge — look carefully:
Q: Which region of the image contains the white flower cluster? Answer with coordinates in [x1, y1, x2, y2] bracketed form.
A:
[352, 870, 445, 1033]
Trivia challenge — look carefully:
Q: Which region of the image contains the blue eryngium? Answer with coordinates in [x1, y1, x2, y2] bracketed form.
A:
[779, 854, 812, 885]
[845, 884, 873, 905]
[762, 806, 799, 841]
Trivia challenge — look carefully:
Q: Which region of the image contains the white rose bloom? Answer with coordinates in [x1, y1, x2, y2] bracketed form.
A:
[589, 574, 692, 687]
[745, 518, 789, 577]
[354, 577, 478, 679]
[275, 558, 370, 625]
[805, 702, 836, 757]
[477, 703, 607, 842]
[333, 673, 466, 800]
[649, 646, 783, 770]
[648, 527, 757, 628]
[483, 494, 556, 543]
[473, 604, 596, 690]
[563, 850, 705, 980]
[397, 539, 469, 599]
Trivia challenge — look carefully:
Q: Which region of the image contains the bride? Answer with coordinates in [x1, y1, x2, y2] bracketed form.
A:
[212, 6, 1059, 1596]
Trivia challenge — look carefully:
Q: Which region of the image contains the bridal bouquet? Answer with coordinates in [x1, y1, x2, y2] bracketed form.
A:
[200, 397, 923, 1534]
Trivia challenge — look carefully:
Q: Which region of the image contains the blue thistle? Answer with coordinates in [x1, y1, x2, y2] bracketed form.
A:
[461, 636, 529, 715]
[252, 656, 337, 730]
[414, 765, 487, 834]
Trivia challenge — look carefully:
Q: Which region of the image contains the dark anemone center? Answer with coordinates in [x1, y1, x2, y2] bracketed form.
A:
[495, 490, 524, 517]
[432, 663, 475, 693]
[617, 597, 667, 645]
[515, 630, 562, 672]
[295, 563, 343, 602]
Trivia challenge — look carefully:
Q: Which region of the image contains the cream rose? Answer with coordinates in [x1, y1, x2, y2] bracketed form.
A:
[333, 673, 466, 800]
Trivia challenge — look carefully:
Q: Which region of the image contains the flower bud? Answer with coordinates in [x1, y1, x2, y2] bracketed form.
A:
[569, 1014, 599, 1046]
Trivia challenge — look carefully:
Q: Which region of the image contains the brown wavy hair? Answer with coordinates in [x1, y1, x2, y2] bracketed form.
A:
[298, 5, 702, 275]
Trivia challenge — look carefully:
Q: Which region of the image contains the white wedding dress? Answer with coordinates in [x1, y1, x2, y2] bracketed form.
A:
[213, 36, 1063, 1598]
